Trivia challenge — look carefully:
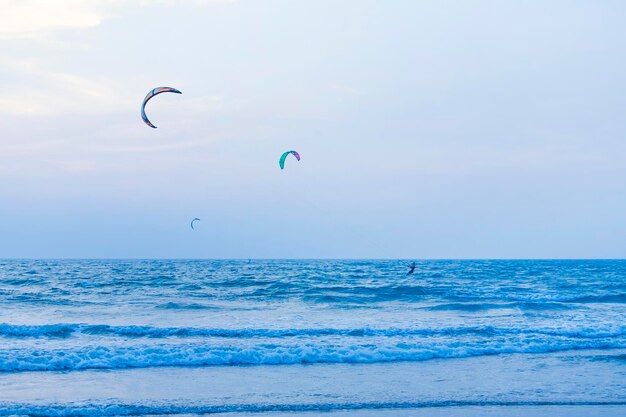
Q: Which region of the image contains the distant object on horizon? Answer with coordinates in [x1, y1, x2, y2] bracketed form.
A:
[407, 262, 416, 275]
[279, 150, 301, 170]
[190, 218, 200, 230]
[141, 86, 182, 128]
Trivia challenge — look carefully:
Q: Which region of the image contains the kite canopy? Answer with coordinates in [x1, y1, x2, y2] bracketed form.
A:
[279, 150, 301, 169]
[190, 218, 200, 230]
[141, 87, 182, 128]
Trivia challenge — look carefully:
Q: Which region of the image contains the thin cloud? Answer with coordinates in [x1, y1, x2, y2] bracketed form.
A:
[0, 0, 108, 39]
[0, 0, 237, 39]
[0, 60, 133, 115]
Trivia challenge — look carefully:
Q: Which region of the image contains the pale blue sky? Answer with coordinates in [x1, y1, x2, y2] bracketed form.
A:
[1, 0, 625, 258]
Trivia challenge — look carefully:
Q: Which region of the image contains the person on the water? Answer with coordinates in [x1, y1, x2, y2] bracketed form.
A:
[407, 262, 416, 275]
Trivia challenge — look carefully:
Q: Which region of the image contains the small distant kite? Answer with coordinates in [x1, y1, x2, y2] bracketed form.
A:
[190, 218, 201, 230]
[279, 150, 301, 170]
[141, 87, 182, 128]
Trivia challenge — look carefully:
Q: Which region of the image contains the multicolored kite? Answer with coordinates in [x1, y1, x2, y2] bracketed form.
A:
[141, 87, 182, 128]
[279, 150, 301, 170]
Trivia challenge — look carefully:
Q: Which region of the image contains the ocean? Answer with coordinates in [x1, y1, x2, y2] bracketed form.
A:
[0, 259, 624, 416]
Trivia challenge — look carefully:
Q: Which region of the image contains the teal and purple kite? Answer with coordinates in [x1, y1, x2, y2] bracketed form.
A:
[279, 150, 300, 169]
[141, 86, 182, 128]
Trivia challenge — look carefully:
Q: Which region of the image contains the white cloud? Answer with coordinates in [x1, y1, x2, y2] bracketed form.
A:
[0, 0, 236, 39]
[0, 0, 109, 39]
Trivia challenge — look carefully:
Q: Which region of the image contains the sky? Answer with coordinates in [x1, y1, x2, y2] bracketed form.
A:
[1, 0, 625, 259]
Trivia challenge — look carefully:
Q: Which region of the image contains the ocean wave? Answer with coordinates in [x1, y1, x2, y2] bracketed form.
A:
[427, 301, 577, 312]
[0, 337, 624, 372]
[428, 302, 513, 311]
[0, 324, 78, 338]
[155, 302, 220, 310]
[562, 294, 626, 304]
[1, 400, 626, 416]
[1, 323, 625, 340]
[591, 353, 626, 362]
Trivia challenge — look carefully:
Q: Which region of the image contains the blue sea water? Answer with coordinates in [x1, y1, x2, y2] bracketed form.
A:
[0, 259, 624, 416]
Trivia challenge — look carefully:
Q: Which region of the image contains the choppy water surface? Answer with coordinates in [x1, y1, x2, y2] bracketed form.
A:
[0, 260, 624, 416]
